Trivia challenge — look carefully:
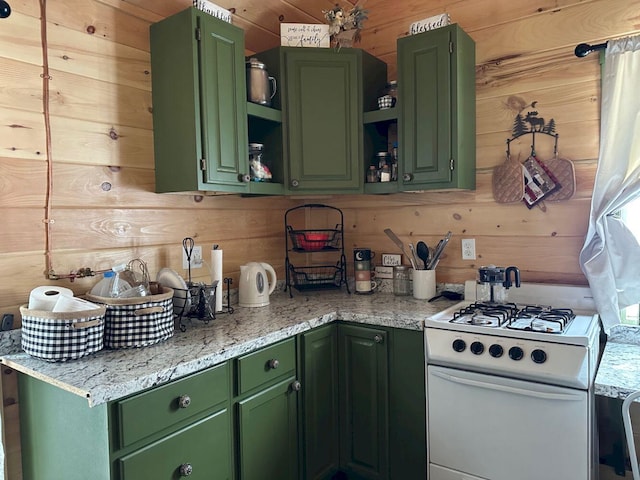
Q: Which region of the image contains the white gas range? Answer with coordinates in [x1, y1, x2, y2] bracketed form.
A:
[424, 281, 602, 480]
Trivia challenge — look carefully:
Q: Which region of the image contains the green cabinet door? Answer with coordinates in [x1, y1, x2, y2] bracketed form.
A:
[238, 377, 299, 480]
[301, 324, 340, 480]
[150, 7, 249, 194]
[387, 328, 426, 480]
[338, 324, 389, 480]
[118, 409, 231, 480]
[398, 24, 476, 191]
[282, 48, 363, 194]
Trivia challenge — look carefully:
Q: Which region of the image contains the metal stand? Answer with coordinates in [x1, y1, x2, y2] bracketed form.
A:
[284, 204, 350, 297]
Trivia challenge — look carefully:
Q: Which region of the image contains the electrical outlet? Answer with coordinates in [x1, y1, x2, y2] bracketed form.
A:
[461, 238, 476, 260]
[183, 245, 203, 269]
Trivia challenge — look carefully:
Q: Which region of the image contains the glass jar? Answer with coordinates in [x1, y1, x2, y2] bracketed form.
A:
[366, 165, 378, 183]
[385, 80, 398, 103]
[249, 143, 272, 182]
[376, 151, 390, 169]
[393, 265, 411, 296]
[380, 164, 391, 182]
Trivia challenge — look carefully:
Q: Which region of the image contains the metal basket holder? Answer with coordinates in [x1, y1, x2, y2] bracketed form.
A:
[284, 204, 350, 296]
[174, 277, 234, 332]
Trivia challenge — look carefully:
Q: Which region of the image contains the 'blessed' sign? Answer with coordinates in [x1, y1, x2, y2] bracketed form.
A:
[409, 13, 451, 35]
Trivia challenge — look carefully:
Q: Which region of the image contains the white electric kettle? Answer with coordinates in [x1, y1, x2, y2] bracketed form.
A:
[238, 262, 277, 307]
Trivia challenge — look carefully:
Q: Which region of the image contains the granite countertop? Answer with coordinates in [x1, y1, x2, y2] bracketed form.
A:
[0, 289, 457, 407]
[595, 324, 640, 400]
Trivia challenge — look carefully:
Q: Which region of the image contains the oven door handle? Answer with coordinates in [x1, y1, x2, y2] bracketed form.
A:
[431, 370, 583, 402]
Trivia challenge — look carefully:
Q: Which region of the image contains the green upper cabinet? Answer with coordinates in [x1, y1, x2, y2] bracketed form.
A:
[150, 8, 252, 194]
[257, 47, 386, 194]
[398, 24, 476, 191]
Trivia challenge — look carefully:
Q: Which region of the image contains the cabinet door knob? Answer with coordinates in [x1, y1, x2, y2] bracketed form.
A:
[374, 334, 384, 344]
[178, 394, 191, 408]
[402, 173, 413, 182]
[267, 358, 279, 369]
[290, 179, 300, 188]
[238, 174, 251, 183]
[179, 463, 193, 476]
[290, 380, 301, 392]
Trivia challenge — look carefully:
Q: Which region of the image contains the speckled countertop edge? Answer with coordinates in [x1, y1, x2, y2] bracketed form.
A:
[0, 290, 457, 407]
[595, 325, 640, 400]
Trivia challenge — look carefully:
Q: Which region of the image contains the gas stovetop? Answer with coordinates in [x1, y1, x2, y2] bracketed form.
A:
[424, 282, 602, 388]
[425, 281, 600, 346]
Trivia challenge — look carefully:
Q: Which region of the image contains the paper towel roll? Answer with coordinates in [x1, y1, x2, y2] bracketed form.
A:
[52, 295, 100, 313]
[28, 286, 74, 311]
[211, 247, 223, 312]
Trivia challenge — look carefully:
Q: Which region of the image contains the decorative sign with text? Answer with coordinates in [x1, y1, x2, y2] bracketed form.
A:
[409, 13, 450, 35]
[280, 23, 330, 48]
[193, 0, 232, 23]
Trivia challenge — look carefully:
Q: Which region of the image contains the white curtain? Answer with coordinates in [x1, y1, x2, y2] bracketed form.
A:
[580, 35, 640, 333]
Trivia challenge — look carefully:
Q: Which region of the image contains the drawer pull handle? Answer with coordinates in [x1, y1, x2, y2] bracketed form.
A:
[179, 463, 193, 476]
[267, 358, 279, 370]
[374, 334, 384, 344]
[290, 380, 301, 392]
[178, 395, 191, 409]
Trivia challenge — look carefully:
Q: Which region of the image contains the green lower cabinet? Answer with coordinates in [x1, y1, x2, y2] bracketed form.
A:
[237, 377, 299, 480]
[117, 409, 231, 480]
[301, 323, 426, 480]
[301, 324, 340, 480]
[339, 324, 389, 480]
[17, 363, 232, 480]
[387, 328, 427, 480]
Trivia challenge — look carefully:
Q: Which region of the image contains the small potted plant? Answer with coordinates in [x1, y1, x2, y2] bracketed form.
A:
[323, 2, 368, 49]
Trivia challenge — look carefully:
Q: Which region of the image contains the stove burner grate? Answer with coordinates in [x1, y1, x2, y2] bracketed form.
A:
[450, 302, 518, 327]
[507, 306, 576, 333]
[449, 302, 576, 334]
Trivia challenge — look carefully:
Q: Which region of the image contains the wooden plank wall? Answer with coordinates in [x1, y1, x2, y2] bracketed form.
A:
[0, 0, 638, 477]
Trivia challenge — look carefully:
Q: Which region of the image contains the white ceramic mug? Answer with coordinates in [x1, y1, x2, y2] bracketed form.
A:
[412, 269, 436, 300]
[356, 280, 378, 294]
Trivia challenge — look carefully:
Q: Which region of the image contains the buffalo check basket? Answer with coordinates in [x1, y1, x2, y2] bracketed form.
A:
[20, 305, 107, 362]
[85, 287, 174, 349]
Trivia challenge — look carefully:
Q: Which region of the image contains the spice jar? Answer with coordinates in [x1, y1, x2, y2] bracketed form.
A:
[366, 165, 379, 183]
[376, 151, 391, 169]
[393, 265, 411, 296]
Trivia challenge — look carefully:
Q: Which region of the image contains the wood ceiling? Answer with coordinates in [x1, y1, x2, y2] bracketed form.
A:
[123, 0, 457, 66]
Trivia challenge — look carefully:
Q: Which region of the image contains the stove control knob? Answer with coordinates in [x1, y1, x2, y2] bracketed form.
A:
[531, 349, 548, 364]
[452, 339, 466, 352]
[509, 346, 524, 361]
[489, 344, 504, 358]
[470, 341, 484, 355]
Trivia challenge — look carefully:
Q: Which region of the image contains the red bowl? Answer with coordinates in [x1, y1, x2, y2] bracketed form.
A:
[296, 232, 330, 251]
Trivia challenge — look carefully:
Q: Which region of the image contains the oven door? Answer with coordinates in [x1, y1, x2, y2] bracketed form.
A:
[427, 365, 592, 480]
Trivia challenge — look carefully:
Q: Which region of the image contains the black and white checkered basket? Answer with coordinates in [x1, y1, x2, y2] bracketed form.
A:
[20, 305, 107, 362]
[85, 287, 174, 349]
